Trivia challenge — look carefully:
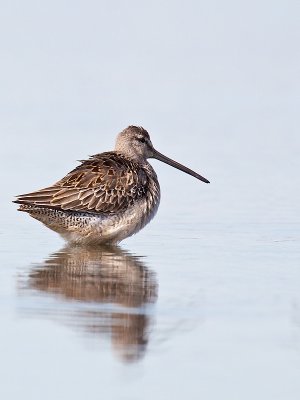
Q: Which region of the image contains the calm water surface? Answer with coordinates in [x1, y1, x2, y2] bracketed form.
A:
[1, 183, 300, 399]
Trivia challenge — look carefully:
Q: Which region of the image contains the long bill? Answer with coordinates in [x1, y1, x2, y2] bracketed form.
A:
[152, 149, 210, 184]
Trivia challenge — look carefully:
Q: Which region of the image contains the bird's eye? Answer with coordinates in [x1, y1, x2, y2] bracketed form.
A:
[138, 137, 146, 143]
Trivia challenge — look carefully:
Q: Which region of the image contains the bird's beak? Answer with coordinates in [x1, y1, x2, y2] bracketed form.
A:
[152, 149, 210, 183]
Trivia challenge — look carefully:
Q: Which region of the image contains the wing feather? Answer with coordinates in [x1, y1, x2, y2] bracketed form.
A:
[14, 152, 149, 215]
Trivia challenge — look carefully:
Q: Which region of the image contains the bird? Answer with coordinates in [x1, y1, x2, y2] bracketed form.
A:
[14, 126, 210, 245]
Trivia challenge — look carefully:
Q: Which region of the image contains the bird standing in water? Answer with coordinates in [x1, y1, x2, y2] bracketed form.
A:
[14, 126, 209, 245]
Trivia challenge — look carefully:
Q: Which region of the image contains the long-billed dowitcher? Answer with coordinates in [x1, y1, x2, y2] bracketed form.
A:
[14, 126, 209, 244]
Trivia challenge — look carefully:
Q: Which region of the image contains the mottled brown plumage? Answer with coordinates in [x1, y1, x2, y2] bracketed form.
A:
[16, 152, 149, 214]
[14, 125, 209, 244]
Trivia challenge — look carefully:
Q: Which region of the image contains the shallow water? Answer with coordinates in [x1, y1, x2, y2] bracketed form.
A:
[18, 245, 158, 363]
[1, 1, 300, 399]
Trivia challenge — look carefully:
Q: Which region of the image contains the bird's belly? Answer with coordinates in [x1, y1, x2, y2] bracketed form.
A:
[24, 197, 159, 245]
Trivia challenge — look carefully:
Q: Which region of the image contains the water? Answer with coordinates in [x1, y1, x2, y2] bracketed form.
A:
[1, 1, 300, 399]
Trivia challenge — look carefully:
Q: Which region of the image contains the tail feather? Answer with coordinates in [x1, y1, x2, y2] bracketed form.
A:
[13, 187, 61, 209]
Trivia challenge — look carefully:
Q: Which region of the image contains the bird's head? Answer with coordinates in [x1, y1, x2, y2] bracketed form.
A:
[115, 125, 210, 183]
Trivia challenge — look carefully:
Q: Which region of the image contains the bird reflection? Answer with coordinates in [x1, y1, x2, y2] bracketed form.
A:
[19, 245, 158, 363]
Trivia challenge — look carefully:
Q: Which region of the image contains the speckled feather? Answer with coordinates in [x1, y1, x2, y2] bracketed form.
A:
[15, 152, 151, 214]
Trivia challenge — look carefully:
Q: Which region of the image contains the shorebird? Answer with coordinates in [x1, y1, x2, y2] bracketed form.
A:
[14, 126, 209, 245]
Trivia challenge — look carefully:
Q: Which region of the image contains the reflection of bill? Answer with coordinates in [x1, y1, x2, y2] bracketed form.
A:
[20, 246, 158, 363]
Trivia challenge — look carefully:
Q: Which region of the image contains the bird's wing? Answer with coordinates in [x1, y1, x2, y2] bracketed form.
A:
[14, 152, 149, 214]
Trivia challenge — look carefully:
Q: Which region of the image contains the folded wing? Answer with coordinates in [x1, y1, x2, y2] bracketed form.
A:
[14, 152, 149, 214]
